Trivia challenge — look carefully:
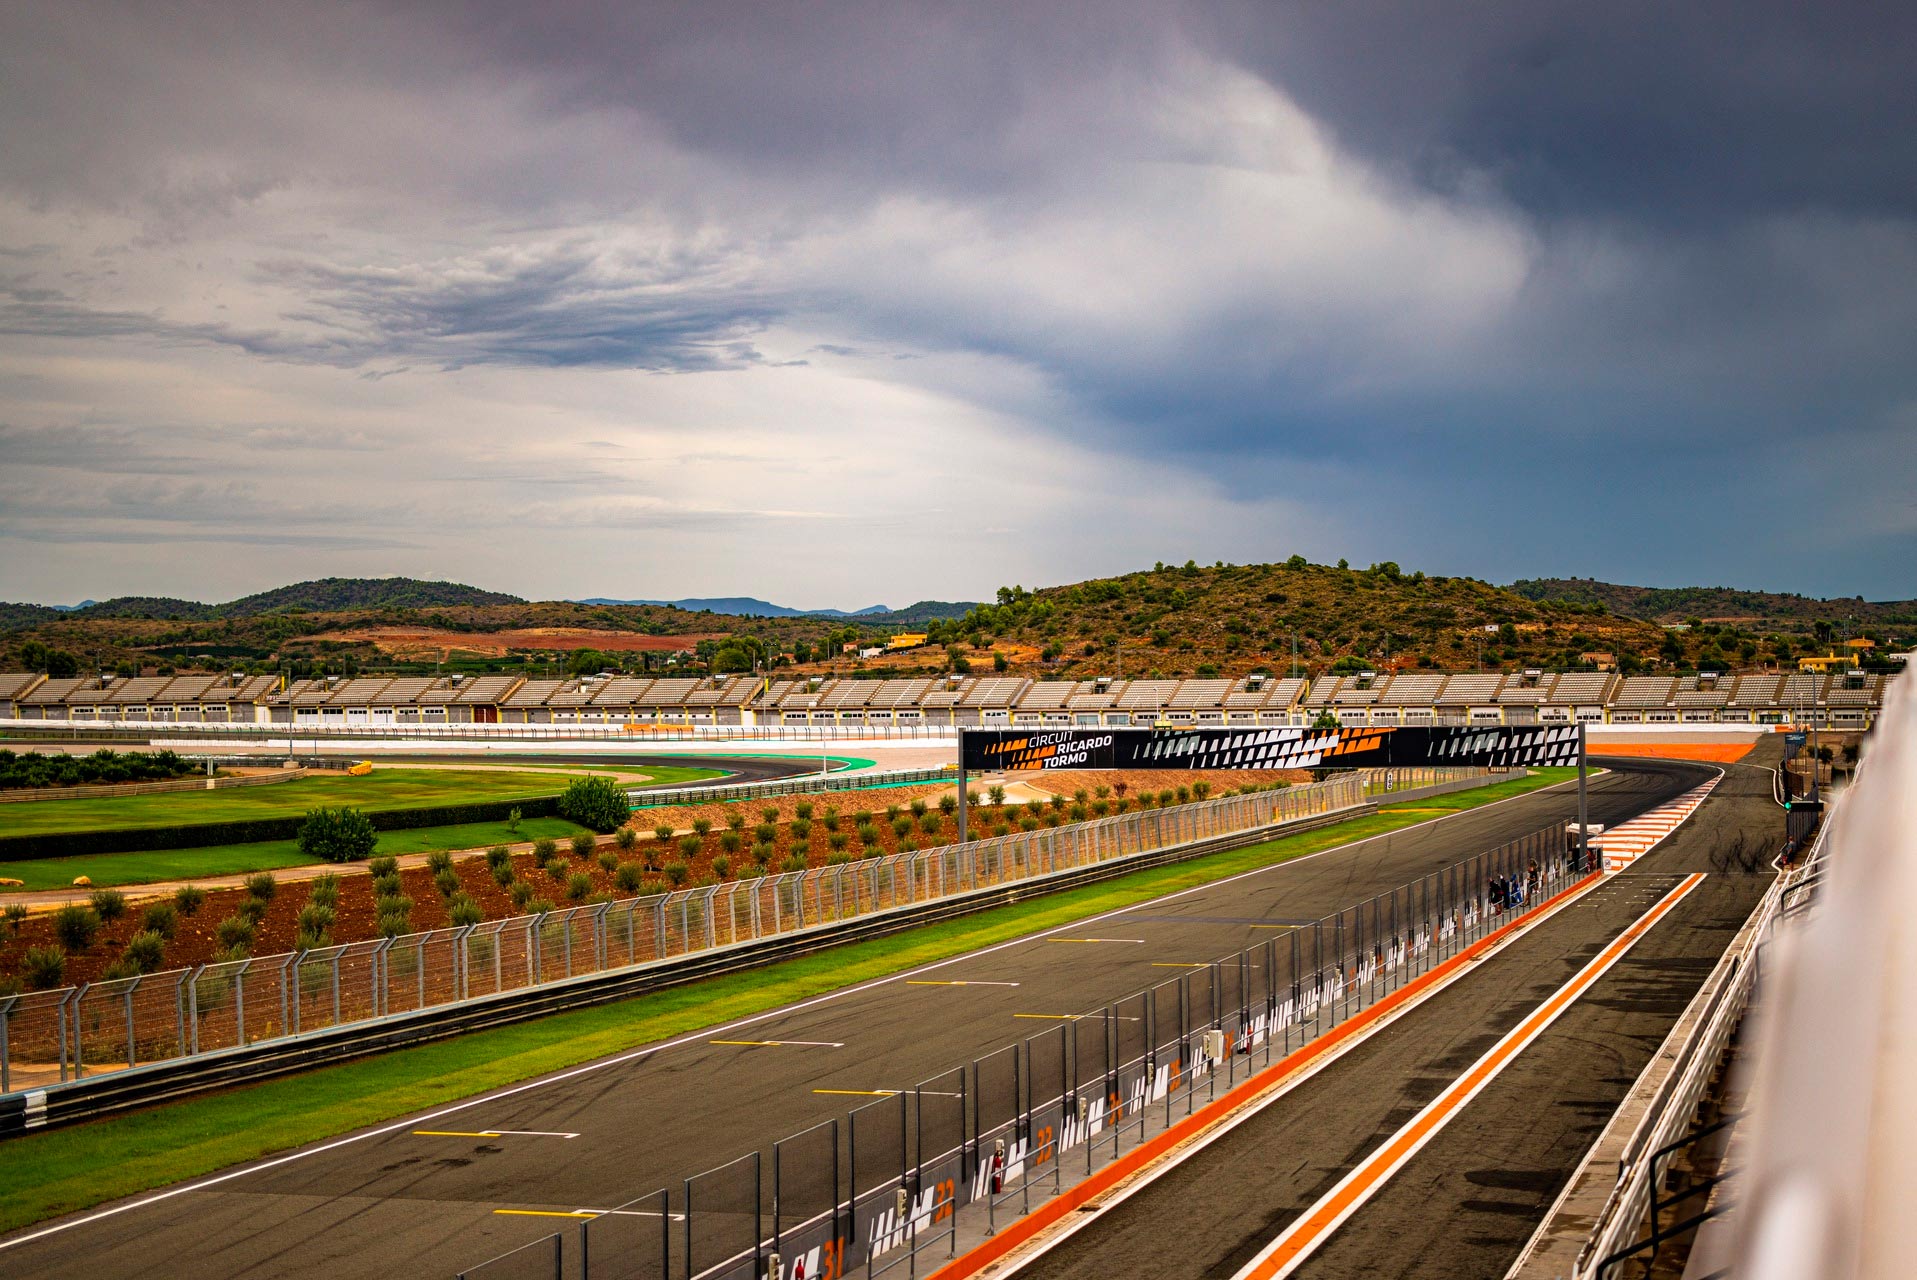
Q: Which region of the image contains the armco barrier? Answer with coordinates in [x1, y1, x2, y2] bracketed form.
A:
[1, 770, 1487, 1133]
[437, 820, 1589, 1280]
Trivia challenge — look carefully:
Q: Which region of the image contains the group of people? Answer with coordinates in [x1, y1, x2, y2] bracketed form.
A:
[1488, 859, 1545, 911]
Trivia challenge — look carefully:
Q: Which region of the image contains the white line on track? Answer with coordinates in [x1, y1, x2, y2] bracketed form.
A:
[0, 767, 1636, 1255]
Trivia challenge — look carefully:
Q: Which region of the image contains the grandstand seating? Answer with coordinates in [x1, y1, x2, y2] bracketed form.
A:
[0, 665, 1895, 728]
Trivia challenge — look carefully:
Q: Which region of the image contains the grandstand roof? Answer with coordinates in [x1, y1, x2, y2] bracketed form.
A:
[20, 676, 87, 705]
[1616, 677, 1677, 708]
[1440, 673, 1505, 704]
[1547, 672, 1614, 704]
[504, 679, 566, 708]
[1380, 673, 1444, 706]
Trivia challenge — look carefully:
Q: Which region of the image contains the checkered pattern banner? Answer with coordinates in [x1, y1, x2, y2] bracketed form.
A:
[960, 725, 1581, 772]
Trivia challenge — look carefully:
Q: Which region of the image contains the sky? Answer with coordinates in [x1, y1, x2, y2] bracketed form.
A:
[1, 1, 1913, 609]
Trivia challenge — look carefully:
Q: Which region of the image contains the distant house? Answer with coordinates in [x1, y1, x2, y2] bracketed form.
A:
[885, 632, 930, 651]
[1579, 652, 1617, 671]
[1798, 650, 1858, 673]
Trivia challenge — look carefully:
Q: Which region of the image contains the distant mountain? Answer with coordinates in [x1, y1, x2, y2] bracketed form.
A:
[577, 596, 894, 618]
[1510, 578, 1917, 630]
[68, 578, 522, 621]
[863, 600, 982, 626]
[51, 600, 96, 612]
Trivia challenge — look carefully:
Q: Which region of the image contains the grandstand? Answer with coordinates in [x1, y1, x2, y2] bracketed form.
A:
[0, 667, 1895, 729]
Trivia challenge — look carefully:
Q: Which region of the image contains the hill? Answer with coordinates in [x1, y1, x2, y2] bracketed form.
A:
[63, 578, 521, 622]
[0, 603, 64, 632]
[885, 559, 1675, 680]
[1510, 578, 1917, 631]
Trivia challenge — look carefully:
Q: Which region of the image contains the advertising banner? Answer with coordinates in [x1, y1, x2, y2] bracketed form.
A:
[960, 724, 1581, 772]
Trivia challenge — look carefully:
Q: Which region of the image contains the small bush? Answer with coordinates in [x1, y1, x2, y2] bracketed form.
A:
[89, 888, 127, 922]
[691, 817, 712, 837]
[919, 813, 941, 835]
[823, 807, 841, 831]
[909, 798, 928, 818]
[492, 859, 516, 886]
[237, 896, 269, 924]
[725, 810, 746, 832]
[615, 863, 644, 892]
[751, 842, 774, 867]
[141, 901, 178, 939]
[434, 868, 461, 898]
[372, 872, 402, 898]
[1049, 793, 1066, 812]
[486, 845, 512, 872]
[376, 912, 411, 938]
[297, 903, 336, 934]
[297, 807, 378, 863]
[1025, 798, 1044, 816]
[295, 928, 329, 951]
[938, 794, 956, 816]
[828, 832, 849, 853]
[1192, 782, 1212, 800]
[790, 819, 812, 842]
[885, 804, 902, 823]
[374, 893, 412, 921]
[566, 872, 593, 900]
[23, 945, 66, 989]
[557, 775, 632, 834]
[545, 860, 568, 883]
[1176, 786, 1192, 805]
[368, 855, 399, 878]
[761, 806, 780, 824]
[524, 897, 554, 916]
[214, 915, 255, 950]
[754, 823, 778, 844]
[781, 853, 809, 873]
[308, 874, 341, 909]
[793, 801, 814, 821]
[711, 855, 731, 878]
[826, 851, 854, 866]
[510, 880, 536, 909]
[614, 827, 638, 851]
[244, 872, 277, 901]
[596, 849, 618, 872]
[654, 824, 675, 843]
[856, 822, 881, 846]
[678, 834, 703, 859]
[532, 838, 558, 861]
[570, 832, 596, 857]
[123, 929, 166, 972]
[664, 861, 690, 888]
[720, 831, 743, 854]
[176, 884, 209, 915]
[53, 904, 100, 950]
[3, 902, 26, 932]
[426, 849, 454, 874]
[988, 785, 1006, 806]
[898, 839, 917, 854]
[891, 817, 912, 839]
[449, 895, 483, 927]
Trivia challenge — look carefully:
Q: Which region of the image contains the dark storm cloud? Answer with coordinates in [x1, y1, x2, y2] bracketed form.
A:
[0, 0, 1913, 600]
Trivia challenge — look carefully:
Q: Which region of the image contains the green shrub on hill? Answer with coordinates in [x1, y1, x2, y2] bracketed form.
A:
[296, 807, 378, 863]
[557, 775, 631, 834]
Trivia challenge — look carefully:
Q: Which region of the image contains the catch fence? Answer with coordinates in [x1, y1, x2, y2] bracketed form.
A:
[448, 820, 1588, 1280]
[1, 770, 1449, 1099]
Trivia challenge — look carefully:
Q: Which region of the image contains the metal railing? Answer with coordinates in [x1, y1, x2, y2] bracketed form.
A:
[634, 767, 957, 807]
[441, 820, 1588, 1280]
[1576, 822, 1831, 1278]
[1, 772, 1422, 1100]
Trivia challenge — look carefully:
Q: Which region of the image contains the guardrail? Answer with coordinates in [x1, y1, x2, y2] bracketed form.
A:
[446, 818, 1587, 1280]
[0, 771, 1441, 1123]
[1574, 819, 1830, 1277]
[634, 766, 957, 807]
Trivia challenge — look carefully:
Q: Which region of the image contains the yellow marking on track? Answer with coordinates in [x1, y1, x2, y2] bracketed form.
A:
[813, 1088, 902, 1097]
[1151, 962, 1207, 968]
[905, 979, 1020, 987]
[1047, 937, 1146, 944]
[414, 1130, 500, 1138]
[710, 1039, 844, 1048]
[493, 1209, 596, 1219]
[1013, 1013, 1084, 1020]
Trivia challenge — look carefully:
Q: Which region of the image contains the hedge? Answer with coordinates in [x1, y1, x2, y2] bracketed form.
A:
[0, 796, 563, 861]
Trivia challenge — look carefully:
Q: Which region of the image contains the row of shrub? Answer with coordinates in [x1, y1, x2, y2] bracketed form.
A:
[0, 794, 563, 861]
[0, 748, 197, 792]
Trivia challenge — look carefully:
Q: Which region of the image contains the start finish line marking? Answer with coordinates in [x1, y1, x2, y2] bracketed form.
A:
[413, 1129, 579, 1140]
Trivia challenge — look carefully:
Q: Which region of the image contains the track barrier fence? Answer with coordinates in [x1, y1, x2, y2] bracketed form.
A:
[3, 768, 1496, 1100]
[445, 819, 1587, 1280]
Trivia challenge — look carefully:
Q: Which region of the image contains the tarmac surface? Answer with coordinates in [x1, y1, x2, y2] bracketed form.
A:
[1010, 750, 1781, 1280]
[0, 758, 1715, 1280]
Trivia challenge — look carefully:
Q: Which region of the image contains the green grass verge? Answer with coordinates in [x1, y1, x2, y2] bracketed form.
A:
[0, 817, 590, 891]
[0, 768, 1568, 1233]
[0, 768, 598, 837]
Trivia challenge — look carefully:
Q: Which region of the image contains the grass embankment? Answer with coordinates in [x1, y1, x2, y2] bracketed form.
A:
[0, 818, 588, 891]
[0, 768, 606, 837]
[0, 768, 1568, 1234]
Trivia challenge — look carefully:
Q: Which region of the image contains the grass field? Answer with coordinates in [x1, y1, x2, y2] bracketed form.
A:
[0, 769, 1568, 1234]
[0, 816, 589, 891]
[0, 764, 722, 837]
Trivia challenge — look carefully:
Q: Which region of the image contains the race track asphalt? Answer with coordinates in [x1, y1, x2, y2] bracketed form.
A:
[1009, 750, 1781, 1280]
[0, 759, 1713, 1280]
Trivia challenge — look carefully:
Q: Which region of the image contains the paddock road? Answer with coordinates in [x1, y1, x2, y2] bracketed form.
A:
[0, 758, 1716, 1280]
[1009, 752, 1780, 1280]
